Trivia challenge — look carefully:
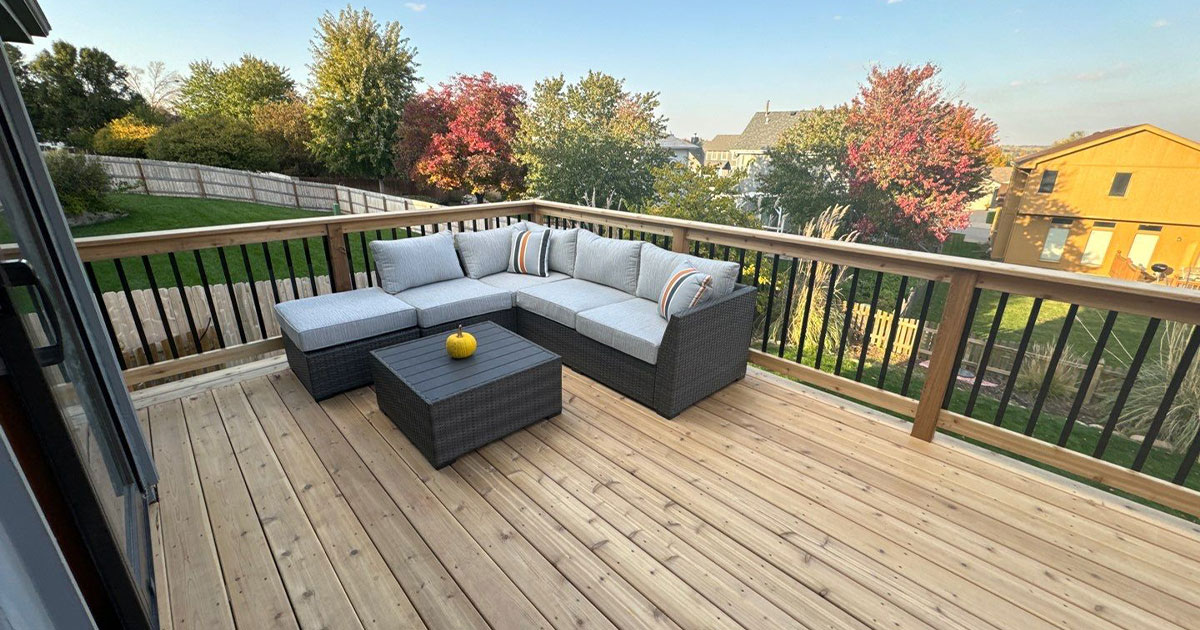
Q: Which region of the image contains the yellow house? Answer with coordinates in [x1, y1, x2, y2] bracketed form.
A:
[990, 124, 1200, 284]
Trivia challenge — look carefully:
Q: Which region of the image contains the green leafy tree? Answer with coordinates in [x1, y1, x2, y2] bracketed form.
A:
[147, 114, 276, 171]
[644, 163, 759, 227]
[515, 71, 668, 209]
[16, 41, 142, 145]
[307, 6, 419, 182]
[252, 97, 321, 175]
[760, 106, 853, 227]
[92, 113, 160, 157]
[178, 55, 294, 121]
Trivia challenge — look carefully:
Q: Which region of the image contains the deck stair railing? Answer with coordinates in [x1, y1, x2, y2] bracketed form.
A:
[11, 199, 1200, 520]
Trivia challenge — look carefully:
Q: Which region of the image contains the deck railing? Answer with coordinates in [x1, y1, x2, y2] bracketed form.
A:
[46, 199, 1200, 519]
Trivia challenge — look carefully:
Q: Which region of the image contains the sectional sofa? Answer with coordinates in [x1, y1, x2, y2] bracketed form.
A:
[273, 222, 756, 418]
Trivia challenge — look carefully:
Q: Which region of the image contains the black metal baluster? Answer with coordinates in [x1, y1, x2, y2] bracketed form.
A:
[751, 251, 763, 287]
[343, 233, 358, 289]
[1132, 325, 1200, 471]
[876, 275, 910, 388]
[113, 258, 155, 363]
[281, 240, 300, 300]
[1057, 310, 1117, 445]
[965, 292, 1009, 415]
[814, 264, 839, 370]
[302, 238, 318, 296]
[167, 252, 202, 354]
[141, 255, 179, 359]
[405, 226, 413, 238]
[84, 261, 125, 369]
[1094, 318, 1159, 458]
[855, 271, 885, 382]
[993, 297, 1043, 426]
[760, 254, 780, 352]
[941, 288, 981, 408]
[1023, 303, 1080, 435]
[193, 250, 226, 348]
[723, 246, 732, 262]
[796, 260, 818, 363]
[471, 219, 478, 231]
[777, 258, 799, 358]
[261, 242, 282, 305]
[736, 249, 747, 282]
[900, 280, 937, 397]
[833, 268, 860, 376]
[358, 232, 373, 287]
[239, 244, 267, 338]
[692, 241, 701, 256]
[391, 228, 400, 240]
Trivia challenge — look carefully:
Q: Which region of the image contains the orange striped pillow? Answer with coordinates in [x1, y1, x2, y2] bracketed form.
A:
[507, 229, 551, 276]
[658, 264, 713, 319]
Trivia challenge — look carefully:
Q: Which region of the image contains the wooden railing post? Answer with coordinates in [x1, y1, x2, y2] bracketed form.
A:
[670, 227, 689, 253]
[326, 224, 352, 293]
[911, 269, 978, 441]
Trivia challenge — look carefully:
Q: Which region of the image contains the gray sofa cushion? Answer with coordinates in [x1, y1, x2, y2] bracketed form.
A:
[517, 222, 580, 276]
[371, 230, 463, 293]
[454, 226, 515, 279]
[274, 287, 416, 352]
[636, 243, 740, 301]
[576, 298, 667, 365]
[479, 271, 570, 305]
[396, 277, 512, 328]
[516, 278, 635, 328]
[573, 229, 641, 293]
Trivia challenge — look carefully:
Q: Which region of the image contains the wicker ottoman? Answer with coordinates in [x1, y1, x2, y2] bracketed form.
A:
[369, 321, 562, 468]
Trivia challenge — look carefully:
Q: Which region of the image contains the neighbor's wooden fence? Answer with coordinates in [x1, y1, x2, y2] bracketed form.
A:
[93, 155, 441, 214]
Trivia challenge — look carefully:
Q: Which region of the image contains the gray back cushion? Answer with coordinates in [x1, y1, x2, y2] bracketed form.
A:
[573, 229, 642, 293]
[370, 230, 463, 293]
[514, 221, 579, 275]
[636, 242, 740, 300]
[454, 226, 515, 278]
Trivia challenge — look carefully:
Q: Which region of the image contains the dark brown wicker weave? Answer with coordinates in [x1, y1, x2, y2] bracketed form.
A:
[370, 322, 562, 468]
[283, 327, 420, 401]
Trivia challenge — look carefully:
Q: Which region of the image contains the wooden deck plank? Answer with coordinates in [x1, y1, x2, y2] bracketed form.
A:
[238, 379, 425, 629]
[343, 388, 615, 630]
[147, 398, 235, 630]
[266, 372, 488, 630]
[208, 384, 364, 630]
[317, 393, 552, 630]
[179, 391, 298, 630]
[139, 408, 173, 630]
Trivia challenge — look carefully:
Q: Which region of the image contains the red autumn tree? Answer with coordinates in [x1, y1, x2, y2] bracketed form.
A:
[397, 72, 526, 198]
[845, 63, 998, 243]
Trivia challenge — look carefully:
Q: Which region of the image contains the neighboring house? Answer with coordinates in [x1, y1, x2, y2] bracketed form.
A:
[953, 166, 1011, 244]
[702, 106, 811, 221]
[990, 124, 1200, 284]
[658, 134, 704, 167]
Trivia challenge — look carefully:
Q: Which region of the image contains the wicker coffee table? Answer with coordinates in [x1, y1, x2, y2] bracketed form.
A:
[369, 321, 562, 468]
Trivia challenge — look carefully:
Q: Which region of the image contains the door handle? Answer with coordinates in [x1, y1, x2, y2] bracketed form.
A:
[0, 260, 64, 366]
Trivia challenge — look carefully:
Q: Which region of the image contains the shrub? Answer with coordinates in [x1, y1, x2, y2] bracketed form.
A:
[1011, 341, 1084, 402]
[1116, 322, 1199, 449]
[43, 151, 113, 216]
[93, 114, 160, 157]
[147, 114, 277, 171]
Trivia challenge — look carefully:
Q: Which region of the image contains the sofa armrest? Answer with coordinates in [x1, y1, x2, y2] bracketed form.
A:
[652, 284, 757, 418]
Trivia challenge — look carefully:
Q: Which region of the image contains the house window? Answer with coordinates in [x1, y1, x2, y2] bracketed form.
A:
[1081, 230, 1113, 266]
[1109, 172, 1131, 197]
[1128, 232, 1159, 268]
[1039, 224, 1070, 262]
[1037, 170, 1058, 193]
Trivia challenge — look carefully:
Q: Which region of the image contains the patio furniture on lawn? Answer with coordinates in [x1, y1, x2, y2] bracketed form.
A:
[369, 321, 561, 468]
[274, 222, 756, 417]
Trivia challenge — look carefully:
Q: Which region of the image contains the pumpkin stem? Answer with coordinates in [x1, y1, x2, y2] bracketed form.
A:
[456, 324, 463, 337]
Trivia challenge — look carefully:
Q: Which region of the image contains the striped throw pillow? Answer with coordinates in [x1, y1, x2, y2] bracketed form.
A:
[508, 228, 551, 277]
[658, 264, 713, 319]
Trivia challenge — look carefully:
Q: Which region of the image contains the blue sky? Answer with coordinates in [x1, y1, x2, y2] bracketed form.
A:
[29, 0, 1200, 144]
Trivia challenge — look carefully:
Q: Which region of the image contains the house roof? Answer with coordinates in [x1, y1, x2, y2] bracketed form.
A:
[658, 134, 701, 151]
[702, 110, 811, 155]
[701, 134, 741, 153]
[990, 166, 1012, 185]
[1014, 124, 1200, 168]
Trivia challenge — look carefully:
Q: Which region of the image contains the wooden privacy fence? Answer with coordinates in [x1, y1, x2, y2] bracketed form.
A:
[93, 155, 441, 214]
[48, 199, 1200, 519]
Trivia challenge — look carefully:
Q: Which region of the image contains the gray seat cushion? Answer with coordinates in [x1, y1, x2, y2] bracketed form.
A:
[454, 226, 516, 278]
[479, 271, 570, 305]
[274, 287, 416, 352]
[514, 222, 580, 276]
[396, 277, 513, 328]
[516, 278, 635, 328]
[574, 229, 642, 293]
[576, 298, 667, 365]
[370, 230, 463, 293]
[636, 242, 741, 301]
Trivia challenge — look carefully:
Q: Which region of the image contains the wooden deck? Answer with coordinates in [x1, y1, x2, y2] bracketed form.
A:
[134, 358, 1200, 630]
